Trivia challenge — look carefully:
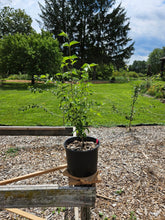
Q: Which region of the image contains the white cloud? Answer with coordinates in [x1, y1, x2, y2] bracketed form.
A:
[115, 0, 165, 63]
[116, 0, 165, 39]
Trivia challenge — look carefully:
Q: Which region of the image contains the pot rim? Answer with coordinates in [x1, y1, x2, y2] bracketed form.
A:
[64, 136, 100, 152]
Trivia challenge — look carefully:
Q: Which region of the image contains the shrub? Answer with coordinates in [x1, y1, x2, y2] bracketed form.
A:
[6, 73, 31, 80]
[92, 63, 114, 80]
[127, 71, 139, 78]
[140, 78, 165, 99]
[147, 84, 165, 98]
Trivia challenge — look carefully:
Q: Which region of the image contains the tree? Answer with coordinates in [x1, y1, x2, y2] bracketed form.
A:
[0, 31, 62, 83]
[38, 0, 134, 69]
[0, 6, 33, 37]
[129, 60, 147, 74]
[147, 47, 165, 75]
[38, 0, 71, 45]
[88, 2, 134, 69]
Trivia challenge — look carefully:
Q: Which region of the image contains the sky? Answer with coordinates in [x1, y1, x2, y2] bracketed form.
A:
[1, 0, 165, 65]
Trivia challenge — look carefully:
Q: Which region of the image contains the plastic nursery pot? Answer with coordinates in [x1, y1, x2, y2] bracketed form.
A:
[64, 136, 100, 178]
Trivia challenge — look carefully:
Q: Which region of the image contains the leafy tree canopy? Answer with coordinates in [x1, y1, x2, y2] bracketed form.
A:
[0, 6, 33, 37]
[147, 47, 165, 75]
[0, 31, 62, 82]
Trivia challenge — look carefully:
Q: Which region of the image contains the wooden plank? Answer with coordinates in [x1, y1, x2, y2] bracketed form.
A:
[0, 126, 73, 136]
[0, 185, 96, 208]
[0, 164, 67, 185]
[74, 207, 79, 220]
[6, 208, 45, 220]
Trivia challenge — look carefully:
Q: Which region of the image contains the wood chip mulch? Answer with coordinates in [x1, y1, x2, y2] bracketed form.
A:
[0, 126, 165, 220]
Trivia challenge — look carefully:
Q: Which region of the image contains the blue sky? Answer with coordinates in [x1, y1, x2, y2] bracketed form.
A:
[2, 0, 165, 64]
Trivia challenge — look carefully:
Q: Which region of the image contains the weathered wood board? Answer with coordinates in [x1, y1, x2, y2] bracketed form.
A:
[0, 185, 96, 208]
[0, 126, 73, 136]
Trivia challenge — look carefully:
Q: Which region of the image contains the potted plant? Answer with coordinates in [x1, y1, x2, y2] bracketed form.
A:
[56, 32, 100, 177]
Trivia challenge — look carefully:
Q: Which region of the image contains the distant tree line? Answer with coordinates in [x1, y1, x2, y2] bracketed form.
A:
[129, 47, 165, 77]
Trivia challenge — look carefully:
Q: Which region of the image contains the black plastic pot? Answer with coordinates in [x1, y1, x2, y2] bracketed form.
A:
[64, 136, 100, 177]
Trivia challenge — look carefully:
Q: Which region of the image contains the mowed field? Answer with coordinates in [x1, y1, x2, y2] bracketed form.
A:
[0, 81, 165, 127]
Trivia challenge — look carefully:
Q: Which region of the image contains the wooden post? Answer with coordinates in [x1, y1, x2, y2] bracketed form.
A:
[81, 207, 90, 220]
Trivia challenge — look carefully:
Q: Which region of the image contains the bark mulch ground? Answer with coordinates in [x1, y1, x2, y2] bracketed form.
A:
[0, 126, 165, 219]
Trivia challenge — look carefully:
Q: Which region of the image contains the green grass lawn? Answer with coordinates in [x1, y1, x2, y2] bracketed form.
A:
[0, 81, 165, 127]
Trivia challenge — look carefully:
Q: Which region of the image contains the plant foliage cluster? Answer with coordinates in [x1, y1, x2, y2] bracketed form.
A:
[0, 6, 33, 37]
[0, 31, 62, 82]
[140, 78, 165, 99]
[54, 32, 98, 140]
[147, 47, 165, 76]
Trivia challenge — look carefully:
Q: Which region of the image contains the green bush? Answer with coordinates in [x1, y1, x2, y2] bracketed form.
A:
[140, 80, 152, 93]
[93, 63, 114, 80]
[127, 71, 139, 78]
[140, 79, 165, 99]
[110, 76, 129, 83]
[6, 73, 31, 80]
[111, 69, 140, 83]
[113, 70, 126, 77]
[0, 31, 62, 80]
[147, 84, 165, 98]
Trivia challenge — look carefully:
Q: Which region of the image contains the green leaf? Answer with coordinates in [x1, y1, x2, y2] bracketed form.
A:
[40, 75, 46, 79]
[58, 31, 68, 39]
[62, 42, 70, 47]
[70, 54, 78, 59]
[81, 63, 89, 69]
[99, 212, 104, 217]
[89, 63, 97, 67]
[56, 73, 62, 76]
[69, 41, 79, 47]
[62, 56, 71, 62]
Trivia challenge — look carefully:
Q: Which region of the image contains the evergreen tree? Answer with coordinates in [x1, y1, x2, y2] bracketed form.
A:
[89, 2, 134, 68]
[38, 0, 71, 44]
[68, 0, 97, 65]
[38, 0, 134, 69]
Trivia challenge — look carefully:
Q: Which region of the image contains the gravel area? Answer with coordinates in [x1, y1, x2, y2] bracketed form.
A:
[0, 126, 165, 219]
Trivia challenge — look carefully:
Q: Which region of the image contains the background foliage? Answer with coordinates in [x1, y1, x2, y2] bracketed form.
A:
[0, 31, 62, 81]
[0, 6, 33, 37]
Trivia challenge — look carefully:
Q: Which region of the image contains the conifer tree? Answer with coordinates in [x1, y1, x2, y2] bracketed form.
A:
[88, 2, 134, 68]
[38, 0, 134, 68]
[38, 0, 71, 44]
